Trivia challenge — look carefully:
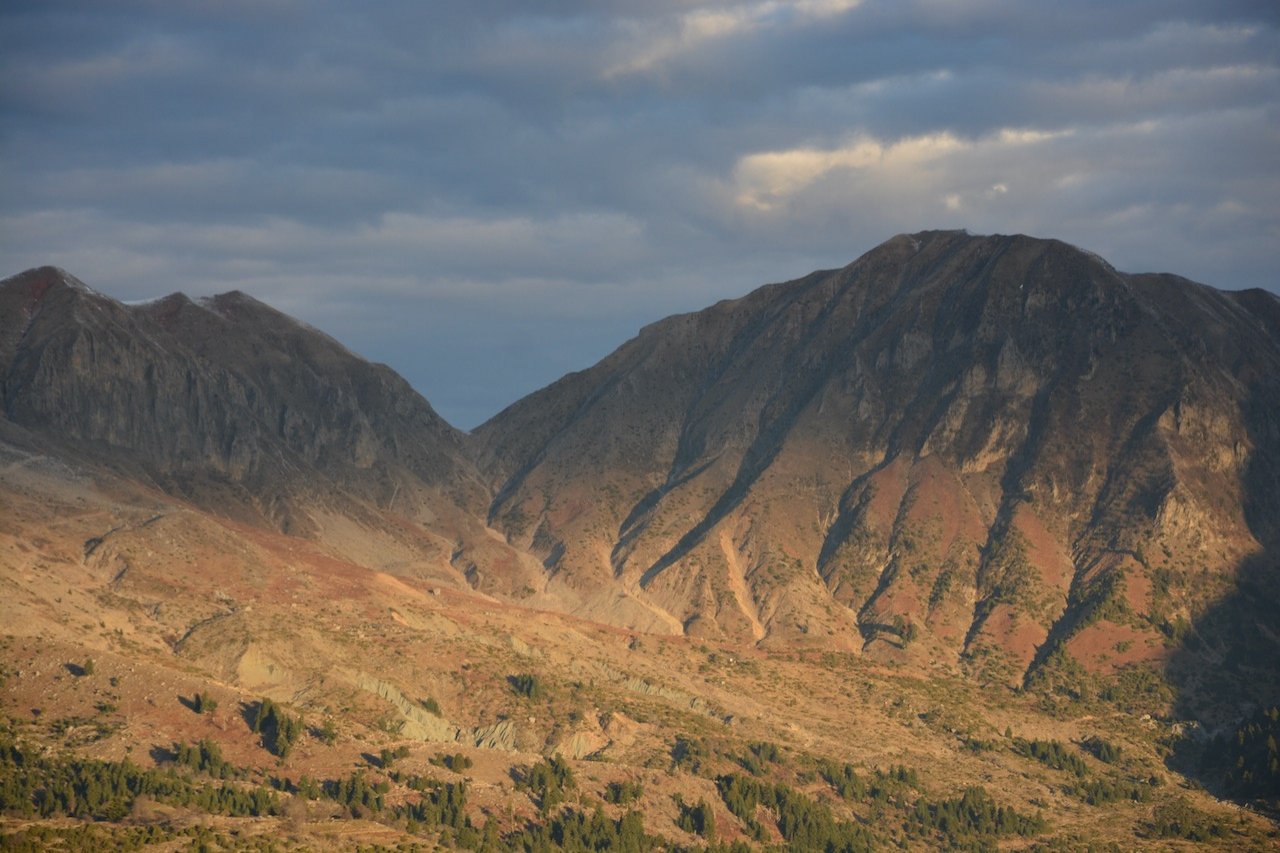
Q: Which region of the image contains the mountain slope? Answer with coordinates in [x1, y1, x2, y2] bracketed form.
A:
[4, 233, 1277, 700]
[475, 230, 1280, 693]
[2, 235, 1279, 843]
[0, 266, 536, 589]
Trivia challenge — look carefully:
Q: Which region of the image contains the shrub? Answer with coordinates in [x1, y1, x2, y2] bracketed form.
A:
[509, 674, 543, 700]
[1081, 736, 1121, 764]
[603, 779, 643, 805]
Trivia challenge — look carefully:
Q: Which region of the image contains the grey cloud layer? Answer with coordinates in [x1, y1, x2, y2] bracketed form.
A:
[2, 1, 1277, 428]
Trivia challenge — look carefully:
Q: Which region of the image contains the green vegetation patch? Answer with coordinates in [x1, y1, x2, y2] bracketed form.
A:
[1197, 704, 1280, 803]
[517, 755, 576, 813]
[1011, 737, 1089, 777]
[907, 785, 1047, 846]
[0, 731, 278, 821]
[716, 773, 876, 850]
[674, 794, 716, 840]
[509, 673, 544, 700]
[249, 697, 304, 758]
[602, 779, 643, 805]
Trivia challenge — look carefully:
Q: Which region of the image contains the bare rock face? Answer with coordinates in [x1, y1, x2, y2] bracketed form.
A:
[475, 231, 1280, 692]
[0, 266, 492, 577]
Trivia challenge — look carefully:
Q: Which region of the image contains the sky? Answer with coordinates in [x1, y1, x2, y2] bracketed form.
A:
[2, 1, 1278, 430]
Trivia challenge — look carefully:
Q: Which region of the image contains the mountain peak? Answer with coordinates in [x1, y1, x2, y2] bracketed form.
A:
[476, 233, 1280, 679]
[1, 265, 103, 302]
[202, 289, 268, 310]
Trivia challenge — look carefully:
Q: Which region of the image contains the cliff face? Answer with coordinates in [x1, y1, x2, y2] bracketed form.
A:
[475, 231, 1280, 686]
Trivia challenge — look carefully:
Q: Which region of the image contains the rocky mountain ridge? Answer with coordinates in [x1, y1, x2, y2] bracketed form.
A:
[4, 232, 1278, 707]
[474, 231, 1280, 702]
[0, 266, 532, 589]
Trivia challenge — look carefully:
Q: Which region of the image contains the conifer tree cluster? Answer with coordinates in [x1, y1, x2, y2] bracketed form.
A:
[174, 739, 239, 779]
[1081, 736, 1121, 763]
[379, 745, 411, 768]
[506, 805, 652, 851]
[518, 756, 576, 813]
[399, 779, 469, 830]
[716, 773, 876, 851]
[674, 795, 716, 840]
[818, 760, 866, 800]
[907, 785, 1047, 844]
[316, 717, 338, 744]
[1, 822, 177, 851]
[736, 740, 781, 776]
[602, 779, 643, 805]
[250, 698, 304, 758]
[1207, 706, 1280, 801]
[0, 730, 278, 821]
[670, 736, 707, 773]
[332, 770, 386, 814]
[1011, 737, 1089, 776]
[509, 673, 543, 700]
[1071, 776, 1151, 805]
[430, 751, 473, 772]
[191, 691, 218, 714]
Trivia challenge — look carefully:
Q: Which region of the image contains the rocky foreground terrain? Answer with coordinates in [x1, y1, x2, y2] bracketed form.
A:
[1, 231, 1277, 849]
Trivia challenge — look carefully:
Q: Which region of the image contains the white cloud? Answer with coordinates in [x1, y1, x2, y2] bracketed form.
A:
[606, 0, 864, 77]
[729, 127, 1069, 211]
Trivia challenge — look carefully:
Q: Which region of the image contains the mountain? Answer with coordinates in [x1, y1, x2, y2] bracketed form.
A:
[2, 233, 1279, 847]
[5, 235, 1277, 705]
[0, 266, 538, 590]
[475, 230, 1280, 701]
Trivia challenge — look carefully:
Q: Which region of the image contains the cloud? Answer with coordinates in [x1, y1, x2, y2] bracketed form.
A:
[1, 0, 1277, 427]
[605, 0, 865, 78]
[732, 131, 971, 210]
